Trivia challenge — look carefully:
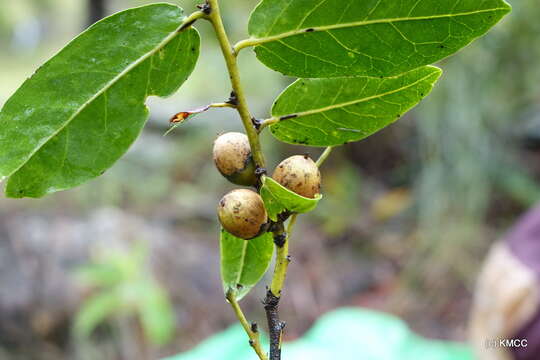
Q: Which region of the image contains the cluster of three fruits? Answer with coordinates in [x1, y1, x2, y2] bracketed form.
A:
[213, 132, 321, 240]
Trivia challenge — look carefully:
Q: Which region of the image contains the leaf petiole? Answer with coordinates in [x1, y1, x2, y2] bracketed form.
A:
[259, 117, 279, 131]
[178, 10, 208, 31]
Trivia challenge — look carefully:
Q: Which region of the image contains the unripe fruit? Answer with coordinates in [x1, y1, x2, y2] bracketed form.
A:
[213, 132, 256, 186]
[272, 155, 321, 198]
[217, 189, 267, 239]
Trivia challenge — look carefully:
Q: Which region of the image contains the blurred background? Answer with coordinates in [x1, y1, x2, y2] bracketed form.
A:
[0, 0, 539, 359]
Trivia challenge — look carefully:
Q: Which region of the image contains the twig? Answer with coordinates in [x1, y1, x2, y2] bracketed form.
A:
[265, 215, 297, 360]
[206, 0, 266, 169]
[205, 2, 272, 358]
[270, 215, 296, 296]
[263, 289, 284, 360]
[226, 290, 268, 360]
[263, 145, 332, 359]
[205, 3, 336, 359]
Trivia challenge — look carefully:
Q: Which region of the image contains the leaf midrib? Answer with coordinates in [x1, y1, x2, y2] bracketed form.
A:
[234, 240, 249, 287]
[273, 68, 440, 120]
[251, 7, 509, 45]
[5, 17, 187, 179]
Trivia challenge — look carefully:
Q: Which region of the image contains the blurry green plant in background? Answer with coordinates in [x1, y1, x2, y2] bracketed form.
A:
[75, 242, 174, 346]
[398, 0, 540, 316]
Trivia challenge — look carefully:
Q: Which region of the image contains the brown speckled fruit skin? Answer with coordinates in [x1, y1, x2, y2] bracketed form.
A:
[213, 132, 256, 186]
[217, 189, 267, 239]
[272, 155, 321, 198]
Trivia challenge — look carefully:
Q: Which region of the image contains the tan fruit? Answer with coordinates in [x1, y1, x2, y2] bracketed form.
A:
[217, 189, 267, 239]
[272, 155, 321, 198]
[213, 132, 256, 186]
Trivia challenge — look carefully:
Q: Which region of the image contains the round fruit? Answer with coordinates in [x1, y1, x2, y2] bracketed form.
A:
[213, 132, 256, 186]
[272, 155, 321, 198]
[217, 189, 267, 239]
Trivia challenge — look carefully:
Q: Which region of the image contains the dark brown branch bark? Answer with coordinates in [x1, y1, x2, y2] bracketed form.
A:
[263, 290, 285, 360]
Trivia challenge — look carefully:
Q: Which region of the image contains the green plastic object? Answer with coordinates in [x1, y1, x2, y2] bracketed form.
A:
[164, 308, 473, 360]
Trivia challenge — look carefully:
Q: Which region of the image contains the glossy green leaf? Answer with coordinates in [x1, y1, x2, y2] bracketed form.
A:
[270, 66, 441, 146]
[260, 176, 322, 221]
[220, 229, 274, 301]
[0, 4, 200, 198]
[247, 0, 511, 78]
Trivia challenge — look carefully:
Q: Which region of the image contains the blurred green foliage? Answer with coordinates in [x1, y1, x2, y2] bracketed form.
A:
[314, 164, 362, 236]
[406, 0, 540, 294]
[75, 242, 175, 345]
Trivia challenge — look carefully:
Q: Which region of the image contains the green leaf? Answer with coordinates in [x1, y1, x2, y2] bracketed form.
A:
[260, 176, 322, 221]
[0, 4, 200, 198]
[247, 0, 511, 78]
[220, 229, 274, 301]
[270, 66, 441, 146]
[74, 292, 122, 337]
[138, 282, 175, 345]
[76, 263, 125, 288]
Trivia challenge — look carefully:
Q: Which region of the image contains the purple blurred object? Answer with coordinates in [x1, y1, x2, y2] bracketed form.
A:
[507, 203, 540, 360]
[508, 203, 540, 277]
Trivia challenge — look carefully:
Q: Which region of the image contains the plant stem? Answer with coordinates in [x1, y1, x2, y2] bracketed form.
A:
[263, 290, 284, 360]
[226, 290, 269, 360]
[270, 215, 296, 296]
[316, 147, 333, 167]
[207, 3, 336, 359]
[206, 2, 271, 358]
[264, 214, 297, 360]
[206, 0, 266, 169]
[263, 145, 332, 359]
